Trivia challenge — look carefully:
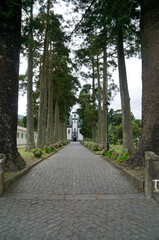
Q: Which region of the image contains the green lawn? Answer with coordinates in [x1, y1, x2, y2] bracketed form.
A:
[4, 148, 55, 180]
[110, 144, 123, 153]
[94, 150, 103, 155]
[18, 147, 35, 161]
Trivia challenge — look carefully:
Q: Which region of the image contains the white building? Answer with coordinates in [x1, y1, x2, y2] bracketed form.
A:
[67, 112, 83, 141]
[17, 126, 37, 146]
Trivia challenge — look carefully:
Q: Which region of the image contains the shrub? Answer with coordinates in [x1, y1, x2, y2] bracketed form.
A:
[32, 148, 43, 157]
[62, 140, 67, 145]
[103, 149, 114, 157]
[102, 149, 119, 159]
[117, 152, 130, 162]
[31, 140, 68, 158]
[45, 146, 52, 153]
[49, 144, 55, 152]
[111, 152, 119, 159]
[88, 142, 93, 149]
[103, 148, 129, 162]
[91, 143, 103, 151]
[54, 142, 60, 149]
[84, 142, 89, 148]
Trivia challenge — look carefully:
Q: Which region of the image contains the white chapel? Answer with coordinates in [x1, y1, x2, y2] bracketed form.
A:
[67, 112, 83, 141]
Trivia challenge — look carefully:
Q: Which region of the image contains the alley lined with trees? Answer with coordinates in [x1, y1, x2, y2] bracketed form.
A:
[0, 1, 159, 239]
[0, 0, 159, 171]
[1, 142, 159, 239]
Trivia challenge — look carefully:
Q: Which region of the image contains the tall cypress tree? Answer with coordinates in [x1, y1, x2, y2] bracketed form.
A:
[0, 0, 25, 170]
[26, 0, 35, 151]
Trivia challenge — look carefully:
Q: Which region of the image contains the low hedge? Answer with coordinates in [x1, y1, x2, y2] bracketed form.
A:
[31, 140, 69, 157]
[103, 149, 130, 162]
[81, 141, 130, 162]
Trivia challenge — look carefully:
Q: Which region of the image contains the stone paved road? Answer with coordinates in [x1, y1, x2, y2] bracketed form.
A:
[0, 142, 159, 240]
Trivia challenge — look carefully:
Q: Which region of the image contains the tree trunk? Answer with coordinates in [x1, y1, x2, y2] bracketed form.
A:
[97, 55, 102, 144]
[53, 123, 55, 143]
[54, 97, 60, 142]
[37, 66, 44, 148]
[46, 70, 53, 145]
[91, 56, 96, 142]
[128, 1, 159, 167]
[0, 0, 25, 171]
[117, 27, 134, 153]
[64, 121, 67, 141]
[58, 122, 62, 141]
[61, 122, 66, 141]
[37, 0, 50, 148]
[101, 46, 108, 148]
[46, 46, 54, 145]
[26, 0, 35, 151]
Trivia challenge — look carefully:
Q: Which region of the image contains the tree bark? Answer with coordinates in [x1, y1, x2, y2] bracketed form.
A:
[46, 46, 54, 145]
[54, 97, 60, 142]
[61, 122, 66, 141]
[37, 0, 50, 148]
[0, 0, 25, 171]
[58, 122, 62, 141]
[117, 27, 134, 153]
[26, 0, 35, 151]
[128, 0, 159, 167]
[91, 56, 97, 142]
[37, 65, 44, 148]
[64, 121, 67, 141]
[97, 55, 102, 144]
[101, 45, 108, 148]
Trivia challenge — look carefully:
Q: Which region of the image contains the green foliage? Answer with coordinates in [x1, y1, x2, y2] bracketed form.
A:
[19, 74, 27, 95]
[18, 118, 25, 127]
[31, 148, 43, 157]
[31, 141, 69, 157]
[110, 144, 123, 153]
[77, 85, 97, 139]
[22, 115, 38, 131]
[69, 0, 141, 148]
[102, 148, 129, 162]
[103, 149, 119, 159]
[20, 4, 80, 124]
[44, 145, 52, 153]
[117, 152, 130, 162]
[91, 143, 103, 151]
[81, 141, 103, 152]
[108, 109, 141, 145]
[49, 141, 69, 150]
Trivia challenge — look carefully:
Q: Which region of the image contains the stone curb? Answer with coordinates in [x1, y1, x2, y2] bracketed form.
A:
[80, 143, 145, 192]
[4, 147, 64, 193]
[4, 192, 145, 201]
[91, 146, 159, 204]
[101, 156, 145, 192]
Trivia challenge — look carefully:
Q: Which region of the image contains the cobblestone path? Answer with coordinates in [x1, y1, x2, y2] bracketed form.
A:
[0, 143, 159, 240]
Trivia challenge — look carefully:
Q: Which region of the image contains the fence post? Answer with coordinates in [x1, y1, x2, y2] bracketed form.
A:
[0, 154, 5, 197]
[145, 151, 159, 198]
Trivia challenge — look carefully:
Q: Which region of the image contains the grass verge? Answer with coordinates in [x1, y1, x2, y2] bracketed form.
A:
[81, 141, 145, 180]
[94, 150, 103, 155]
[4, 148, 59, 180]
[110, 144, 123, 153]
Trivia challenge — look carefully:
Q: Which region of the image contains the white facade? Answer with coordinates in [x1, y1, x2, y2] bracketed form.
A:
[67, 112, 83, 141]
[67, 128, 72, 141]
[17, 126, 37, 145]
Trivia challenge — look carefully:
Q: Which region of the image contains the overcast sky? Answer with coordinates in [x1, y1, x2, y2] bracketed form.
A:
[18, 1, 142, 120]
[111, 57, 142, 119]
